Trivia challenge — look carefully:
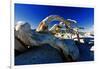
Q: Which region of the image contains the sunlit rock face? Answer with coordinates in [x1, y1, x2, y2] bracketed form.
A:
[15, 21, 31, 31]
[15, 21, 34, 52]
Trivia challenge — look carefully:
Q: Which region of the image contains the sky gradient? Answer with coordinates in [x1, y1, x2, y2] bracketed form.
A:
[15, 3, 94, 32]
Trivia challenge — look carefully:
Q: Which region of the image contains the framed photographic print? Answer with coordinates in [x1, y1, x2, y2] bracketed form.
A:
[10, 0, 94, 69]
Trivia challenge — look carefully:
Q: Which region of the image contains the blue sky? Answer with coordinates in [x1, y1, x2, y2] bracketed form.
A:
[15, 3, 94, 32]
